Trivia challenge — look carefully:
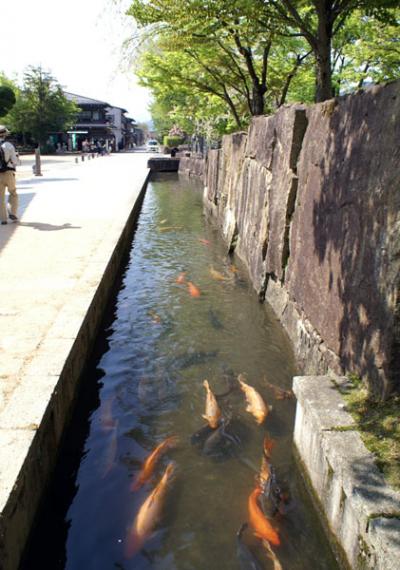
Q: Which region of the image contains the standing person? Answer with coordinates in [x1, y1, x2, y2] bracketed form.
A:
[0, 126, 18, 225]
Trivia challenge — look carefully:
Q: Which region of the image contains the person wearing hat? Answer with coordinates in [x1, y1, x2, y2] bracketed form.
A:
[0, 125, 18, 225]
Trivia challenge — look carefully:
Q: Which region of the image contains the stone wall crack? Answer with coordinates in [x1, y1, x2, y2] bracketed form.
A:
[281, 110, 308, 283]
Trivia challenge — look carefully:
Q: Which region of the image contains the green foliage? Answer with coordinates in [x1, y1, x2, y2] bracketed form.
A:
[5, 66, 79, 147]
[332, 9, 400, 94]
[127, 0, 399, 135]
[129, 0, 313, 132]
[137, 44, 241, 140]
[268, 0, 399, 100]
[163, 135, 184, 147]
[0, 85, 16, 117]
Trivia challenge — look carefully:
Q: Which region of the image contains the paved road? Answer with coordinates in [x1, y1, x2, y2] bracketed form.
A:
[0, 151, 151, 570]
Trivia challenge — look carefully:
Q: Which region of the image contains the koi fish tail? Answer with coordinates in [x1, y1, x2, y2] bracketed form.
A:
[262, 539, 283, 570]
[124, 531, 144, 559]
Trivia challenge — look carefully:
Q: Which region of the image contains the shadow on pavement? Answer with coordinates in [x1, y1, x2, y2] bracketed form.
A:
[18, 222, 81, 231]
[0, 192, 36, 252]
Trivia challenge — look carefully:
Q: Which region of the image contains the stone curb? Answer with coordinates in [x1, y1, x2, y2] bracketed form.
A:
[293, 375, 400, 569]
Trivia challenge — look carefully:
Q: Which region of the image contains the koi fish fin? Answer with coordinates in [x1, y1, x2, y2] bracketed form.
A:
[263, 436, 275, 456]
[130, 477, 143, 492]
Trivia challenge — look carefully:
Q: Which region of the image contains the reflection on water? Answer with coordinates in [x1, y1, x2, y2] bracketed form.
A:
[22, 174, 338, 570]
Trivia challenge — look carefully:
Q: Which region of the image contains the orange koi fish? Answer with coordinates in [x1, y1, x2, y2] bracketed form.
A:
[258, 436, 275, 490]
[263, 435, 274, 460]
[248, 487, 280, 546]
[229, 264, 239, 273]
[131, 436, 179, 492]
[159, 219, 168, 224]
[238, 374, 269, 425]
[176, 272, 186, 284]
[265, 379, 294, 400]
[209, 266, 227, 281]
[125, 463, 176, 558]
[202, 380, 221, 428]
[198, 238, 210, 246]
[187, 281, 201, 297]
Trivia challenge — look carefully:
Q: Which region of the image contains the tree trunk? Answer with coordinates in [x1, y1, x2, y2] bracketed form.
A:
[315, 44, 333, 102]
[251, 85, 265, 116]
[315, 1, 334, 102]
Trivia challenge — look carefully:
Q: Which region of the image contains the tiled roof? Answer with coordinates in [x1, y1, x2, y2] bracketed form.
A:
[64, 91, 110, 106]
[107, 105, 128, 113]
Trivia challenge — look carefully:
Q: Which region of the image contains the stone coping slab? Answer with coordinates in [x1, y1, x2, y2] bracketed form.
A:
[293, 375, 400, 569]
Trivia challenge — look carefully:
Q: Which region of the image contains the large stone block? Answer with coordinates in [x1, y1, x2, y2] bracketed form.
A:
[287, 82, 400, 395]
[262, 107, 307, 283]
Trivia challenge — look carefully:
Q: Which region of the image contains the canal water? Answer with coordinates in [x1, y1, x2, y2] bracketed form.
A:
[22, 173, 338, 570]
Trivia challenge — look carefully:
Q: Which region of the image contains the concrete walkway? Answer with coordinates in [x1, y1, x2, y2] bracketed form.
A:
[16, 153, 83, 180]
[0, 152, 150, 570]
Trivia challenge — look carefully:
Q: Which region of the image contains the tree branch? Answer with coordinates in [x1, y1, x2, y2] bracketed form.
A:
[277, 0, 318, 49]
[278, 49, 312, 106]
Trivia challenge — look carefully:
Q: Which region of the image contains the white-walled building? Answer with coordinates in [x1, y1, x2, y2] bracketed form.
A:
[64, 92, 142, 151]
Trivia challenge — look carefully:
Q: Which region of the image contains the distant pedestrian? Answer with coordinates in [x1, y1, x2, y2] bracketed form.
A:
[0, 125, 18, 225]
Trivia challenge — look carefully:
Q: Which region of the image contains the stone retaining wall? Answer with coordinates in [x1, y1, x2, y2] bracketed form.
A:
[178, 155, 205, 179]
[202, 81, 400, 398]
